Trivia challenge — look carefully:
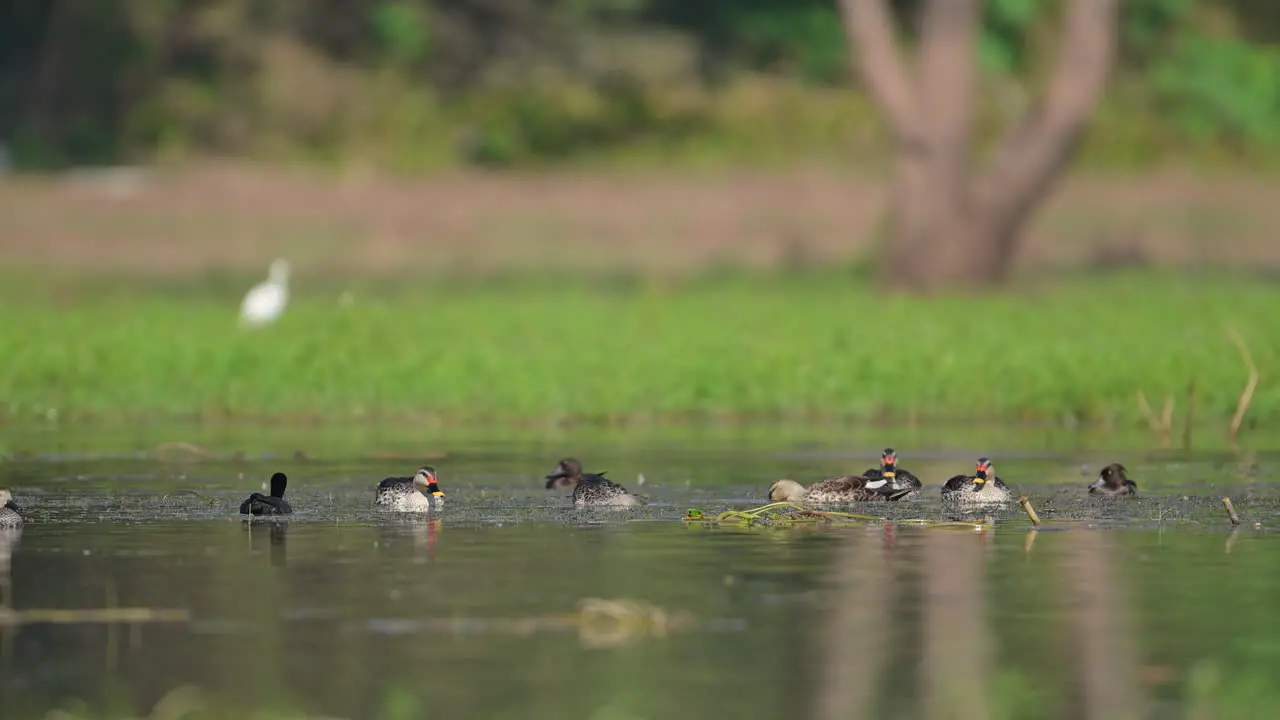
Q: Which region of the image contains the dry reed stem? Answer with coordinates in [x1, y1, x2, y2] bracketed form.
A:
[1136, 391, 1173, 445]
[1222, 496, 1241, 526]
[1227, 327, 1258, 442]
[1019, 496, 1042, 527]
[1182, 379, 1196, 450]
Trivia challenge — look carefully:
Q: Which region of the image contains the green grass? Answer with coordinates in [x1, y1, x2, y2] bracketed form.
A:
[1, 271, 1277, 427]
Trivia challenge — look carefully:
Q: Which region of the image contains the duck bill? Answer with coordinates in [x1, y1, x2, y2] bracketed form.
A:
[1087, 475, 1104, 491]
[881, 470, 896, 481]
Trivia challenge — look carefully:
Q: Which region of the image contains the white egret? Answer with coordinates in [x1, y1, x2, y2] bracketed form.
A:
[239, 259, 290, 328]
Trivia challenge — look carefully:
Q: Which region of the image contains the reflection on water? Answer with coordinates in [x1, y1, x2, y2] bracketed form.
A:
[1, 446, 1279, 719]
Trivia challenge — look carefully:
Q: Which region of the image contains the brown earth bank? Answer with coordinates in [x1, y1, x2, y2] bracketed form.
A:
[0, 162, 1276, 279]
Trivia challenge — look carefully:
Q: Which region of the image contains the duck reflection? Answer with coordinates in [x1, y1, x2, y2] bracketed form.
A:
[246, 520, 288, 568]
[0, 526, 19, 607]
[375, 518, 442, 562]
[813, 524, 892, 720]
[1065, 529, 1144, 719]
[1, 526, 20, 666]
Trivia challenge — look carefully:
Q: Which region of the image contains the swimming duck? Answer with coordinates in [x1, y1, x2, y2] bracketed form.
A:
[239, 472, 293, 516]
[769, 474, 901, 504]
[376, 466, 445, 512]
[0, 489, 23, 528]
[545, 458, 642, 507]
[861, 447, 923, 499]
[941, 457, 1012, 505]
[1088, 463, 1137, 496]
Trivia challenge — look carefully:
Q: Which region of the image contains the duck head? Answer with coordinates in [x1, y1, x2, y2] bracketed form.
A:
[413, 467, 444, 498]
[0, 489, 20, 513]
[973, 458, 993, 491]
[545, 458, 583, 490]
[1089, 463, 1131, 494]
[880, 448, 899, 481]
[768, 479, 807, 503]
[269, 472, 288, 499]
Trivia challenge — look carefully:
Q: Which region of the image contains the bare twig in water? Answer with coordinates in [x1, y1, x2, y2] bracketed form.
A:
[1019, 496, 1042, 527]
[1227, 327, 1259, 443]
[1222, 496, 1241, 526]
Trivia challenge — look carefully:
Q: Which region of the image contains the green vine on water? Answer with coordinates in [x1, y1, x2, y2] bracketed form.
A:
[683, 502, 987, 530]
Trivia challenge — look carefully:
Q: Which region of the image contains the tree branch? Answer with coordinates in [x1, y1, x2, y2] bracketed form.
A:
[973, 0, 1118, 228]
[838, 0, 921, 147]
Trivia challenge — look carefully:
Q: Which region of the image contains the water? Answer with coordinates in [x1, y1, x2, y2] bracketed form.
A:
[2, 426, 1280, 719]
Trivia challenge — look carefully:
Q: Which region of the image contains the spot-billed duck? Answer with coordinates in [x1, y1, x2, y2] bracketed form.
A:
[376, 466, 445, 512]
[941, 457, 1012, 506]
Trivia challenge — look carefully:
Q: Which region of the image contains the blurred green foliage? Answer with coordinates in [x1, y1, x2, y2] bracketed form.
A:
[0, 0, 1277, 170]
[1, 272, 1277, 425]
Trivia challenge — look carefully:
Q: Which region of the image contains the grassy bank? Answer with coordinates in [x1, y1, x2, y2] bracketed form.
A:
[0, 272, 1275, 428]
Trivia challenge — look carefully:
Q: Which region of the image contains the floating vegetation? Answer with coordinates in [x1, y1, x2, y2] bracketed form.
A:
[683, 502, 986, 530]
[574, 597, 696, 649]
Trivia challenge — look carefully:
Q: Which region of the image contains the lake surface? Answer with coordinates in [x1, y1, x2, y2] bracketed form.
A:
[2, 425, 1279, 719]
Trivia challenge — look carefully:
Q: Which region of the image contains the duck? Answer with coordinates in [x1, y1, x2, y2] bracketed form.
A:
[239, 472, 293, 516]
[0, 489, 23, 528]
[239, 258, 290, 328]
[769, 474, 900, 504]
[376, 466, 445, 512]
[861, 447, 923, 499]
[1088, 463, 1137, 496]
[941, 457, 1013, 506]
[545, 458, 642, 507]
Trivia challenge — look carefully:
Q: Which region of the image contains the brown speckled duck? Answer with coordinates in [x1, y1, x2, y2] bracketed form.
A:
[769, 473, 905, 505]
[545, 458, 642, 507]
[1088, 463, 1137, 496]
[941, 457, 1012, 506]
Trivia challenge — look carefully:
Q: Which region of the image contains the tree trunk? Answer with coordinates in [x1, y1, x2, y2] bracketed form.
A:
[839, 0, 1119, 291]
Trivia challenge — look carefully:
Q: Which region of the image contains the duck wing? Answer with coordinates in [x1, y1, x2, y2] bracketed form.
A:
[894, 468, 923, 490]
[240, 493, 291, 515]
[377, 476, 413, 491]
[585, 473, 626, 492]
[942, 474, 973, 493]
[808, 475, 882, 500]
